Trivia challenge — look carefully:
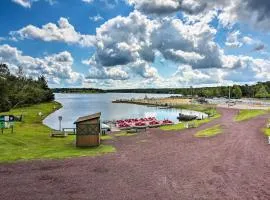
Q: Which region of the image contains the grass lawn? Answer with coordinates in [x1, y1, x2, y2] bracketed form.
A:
[264, 128, 270, 136]
[195, 125, 222, 138]
[174, 104, 216, 113]
[264, 120, 270, 136]
[234, 109, 268, 122]
[161, 107, 221, 131]
[0, 102, 115, 163]
[101, 135, 114, 140]
[114, 131, 136, 137]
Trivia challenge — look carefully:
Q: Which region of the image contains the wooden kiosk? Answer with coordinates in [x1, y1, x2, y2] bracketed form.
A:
[74, 112, 101, 147]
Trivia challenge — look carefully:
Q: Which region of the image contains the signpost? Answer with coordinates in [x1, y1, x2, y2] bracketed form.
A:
[0, 115, 15, 133]
[0, 122, 4, 134]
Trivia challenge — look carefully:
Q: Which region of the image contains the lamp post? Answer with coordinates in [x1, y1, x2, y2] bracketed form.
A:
[58, 116, 62, 131]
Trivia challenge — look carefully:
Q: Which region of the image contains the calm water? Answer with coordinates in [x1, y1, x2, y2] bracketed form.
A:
[44, 93, 205, 130]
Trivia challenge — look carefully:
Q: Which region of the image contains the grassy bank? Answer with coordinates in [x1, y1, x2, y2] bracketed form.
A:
[235, 109, 268, 122]
[174, 104, 217, 114]
[195, 125, 222, 138]
[161, 106, 220, 131]
[264, 128, 270, 136]
[0, 102, 115, 163]
[264, 120, 270, 136]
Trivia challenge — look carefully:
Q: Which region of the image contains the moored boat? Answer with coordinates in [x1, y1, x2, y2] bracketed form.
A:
[177, 113, 197, 121]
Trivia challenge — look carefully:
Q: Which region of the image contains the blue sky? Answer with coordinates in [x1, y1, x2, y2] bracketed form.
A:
[0, 0, 269, 88]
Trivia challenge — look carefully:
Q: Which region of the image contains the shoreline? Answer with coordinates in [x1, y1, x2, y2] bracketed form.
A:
[113, 97, 270, 111]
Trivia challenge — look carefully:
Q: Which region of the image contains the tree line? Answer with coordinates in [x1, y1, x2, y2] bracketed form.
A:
[0, 63, 54, 112]
[52, 88, 105, 94]
[53, 82, 270, 99]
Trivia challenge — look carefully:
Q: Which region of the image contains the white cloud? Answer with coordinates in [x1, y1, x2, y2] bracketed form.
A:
[85, 11, 156, 68]
[82, 10, 254, 86]
[82, 0, 94, 3]
[0, 44, 83, 85]
[10, 17, 96, 47]
[87, 66, 129, 80]
[172, 65, 224, 86]
[152, 16, 226, 69]
[8, 1, 270, 88]
[128, 0, 270, 31]
[131, 61, 159, 78]
[225, 31, 242, 48]
[127, 0, 181, 15]
[11, 0, 56, 8]
[12, 0, 31, 8]
[89, 14, 104, 22]
[242, 36, 255, 45]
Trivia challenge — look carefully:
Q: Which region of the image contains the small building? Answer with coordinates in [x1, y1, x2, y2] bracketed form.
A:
[74, 112, 101, 147]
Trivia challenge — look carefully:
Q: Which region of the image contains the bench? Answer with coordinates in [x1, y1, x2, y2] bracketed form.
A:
[62, 128, 76, 135]
[51, 130, 68, 137]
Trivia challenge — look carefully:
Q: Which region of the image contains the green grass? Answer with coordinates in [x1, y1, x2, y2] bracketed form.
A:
[174, 104, 217, 115]
[263, 119, 270, 136]
[114, 131, 136, 137]
[0, 102, 115, 163]
[161, 109, 221, 131]
[264, 128, 270, 136]
[195, 125, 222, 138]
[234, 109, 268, 122]
[101, 135, 114, 140]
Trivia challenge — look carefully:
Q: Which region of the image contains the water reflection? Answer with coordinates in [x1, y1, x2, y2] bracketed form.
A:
[44, 93, 205, 130]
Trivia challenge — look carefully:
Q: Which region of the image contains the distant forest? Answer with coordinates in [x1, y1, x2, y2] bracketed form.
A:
[0, 63, 54, 112]
[52, 88, 105, 94]
[53, 81, 270, 99]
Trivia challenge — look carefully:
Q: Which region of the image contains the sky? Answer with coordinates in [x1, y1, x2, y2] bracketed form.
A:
[0, 0, 269, 89]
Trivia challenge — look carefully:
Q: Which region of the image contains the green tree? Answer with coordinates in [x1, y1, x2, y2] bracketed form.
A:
[0, 64, 55, 112]
[232, 85, 242, 99]
[0, 63, 10, 78]
[255, 85, 269, 98]
[0, 79, 11, 111]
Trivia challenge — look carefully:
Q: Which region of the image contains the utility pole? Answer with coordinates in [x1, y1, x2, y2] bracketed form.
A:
[228, 86, 231, 100]
[58, 116, 63, 131]
[190, 86, 193, 104]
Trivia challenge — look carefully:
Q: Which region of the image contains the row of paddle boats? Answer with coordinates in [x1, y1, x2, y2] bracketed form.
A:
[116, 117, 174, 129]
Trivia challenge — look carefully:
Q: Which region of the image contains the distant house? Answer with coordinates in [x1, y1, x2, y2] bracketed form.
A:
[74, 112, 101, 147]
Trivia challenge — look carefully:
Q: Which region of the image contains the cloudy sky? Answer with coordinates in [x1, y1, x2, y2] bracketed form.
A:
[0, 0, 269, 88]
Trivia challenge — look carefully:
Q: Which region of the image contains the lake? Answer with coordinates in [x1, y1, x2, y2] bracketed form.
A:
[44, 93, 205, 130]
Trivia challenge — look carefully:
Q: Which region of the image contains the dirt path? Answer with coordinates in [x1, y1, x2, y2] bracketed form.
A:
[1, 108, 270, 200]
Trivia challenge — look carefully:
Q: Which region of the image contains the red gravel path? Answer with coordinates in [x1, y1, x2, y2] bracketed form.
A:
[1, 108, 270, 200]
